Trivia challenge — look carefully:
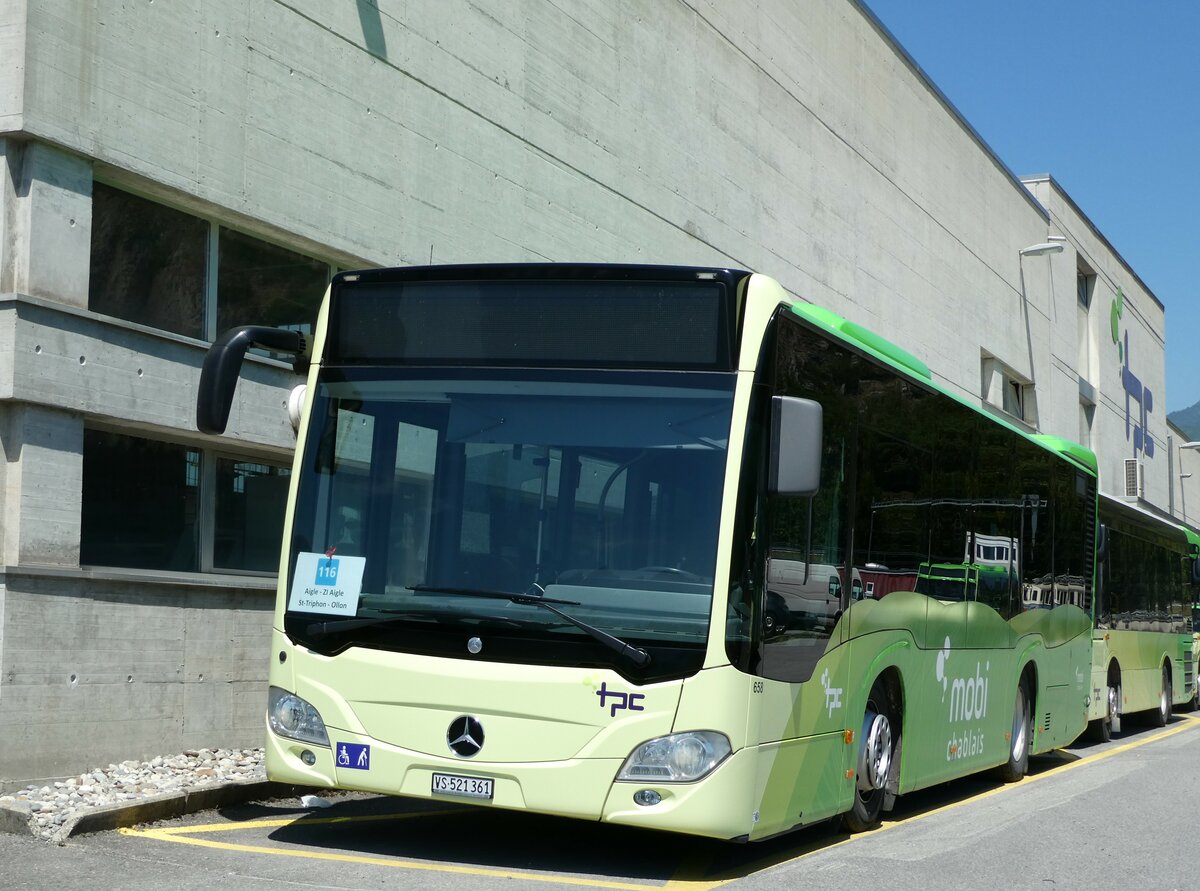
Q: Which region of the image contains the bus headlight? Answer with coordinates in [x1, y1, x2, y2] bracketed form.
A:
[616, 731, 731, 782]
[268, 686, 330, 747]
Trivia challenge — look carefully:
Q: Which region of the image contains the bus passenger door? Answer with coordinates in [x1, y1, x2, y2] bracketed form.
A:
[752, 406, 853, 833]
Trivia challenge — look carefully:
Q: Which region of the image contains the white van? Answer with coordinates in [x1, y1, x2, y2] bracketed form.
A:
[766, 556, 861, 631]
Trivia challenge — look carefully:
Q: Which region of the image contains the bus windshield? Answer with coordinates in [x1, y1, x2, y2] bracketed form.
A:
[285, 367, 735, 676]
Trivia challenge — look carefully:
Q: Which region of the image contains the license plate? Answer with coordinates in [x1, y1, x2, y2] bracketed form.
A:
[431, 772, 494, 800]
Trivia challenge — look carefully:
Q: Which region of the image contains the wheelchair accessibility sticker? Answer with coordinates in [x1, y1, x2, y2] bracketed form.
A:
[336, 742, 371, 770]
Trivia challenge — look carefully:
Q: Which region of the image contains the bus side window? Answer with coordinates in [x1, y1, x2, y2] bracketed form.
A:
[757, 317, 852, 684]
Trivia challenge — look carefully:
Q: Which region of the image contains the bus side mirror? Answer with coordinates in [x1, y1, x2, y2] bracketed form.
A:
[197, 326, 310, 435]
[768, 396, 822, 496]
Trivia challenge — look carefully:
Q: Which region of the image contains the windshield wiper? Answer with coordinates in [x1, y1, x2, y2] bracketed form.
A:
[410, 584, 652, 668]
[303, 606, 541, 640]
[304, 609, 436, 641]
[409, 584, 580, 606]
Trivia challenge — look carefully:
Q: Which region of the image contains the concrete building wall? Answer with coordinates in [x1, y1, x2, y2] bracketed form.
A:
[0, 0, 1178, 781]
[11, 0, 1059, 401]
[0, 571, 273, 784]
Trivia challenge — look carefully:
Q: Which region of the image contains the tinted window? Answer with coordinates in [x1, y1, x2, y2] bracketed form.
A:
[758, 317, 861, 682]
[81, 430, 200, 570]
[1013, 443, 1055, 610]
[1101, 513, 1188, 633]
[743, 313, 1095, 681]
[214, 459, 291, 571]
[330, 279, 729, 369]
[89, 182, 207, 338]
[287, 369, 734, 680]
[216, 227, 328, 335]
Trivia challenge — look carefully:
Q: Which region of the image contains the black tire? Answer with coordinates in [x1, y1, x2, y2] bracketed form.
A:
[1087, 714, 1111, 743]
[842, 678, 896, 832]
[1087, 681, 1117, 742]
[996, 676, 1031, 783]
[1152, 666, 1171, 727]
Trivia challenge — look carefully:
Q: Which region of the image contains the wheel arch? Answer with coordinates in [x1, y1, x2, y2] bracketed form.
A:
[846, 637, 912, 724]
[871, 664, 905, 801]
[849, 662, 906, 822]
[845, 639, 910, 804]
[1019, 659, 1038, 719]
[874, 664, 905, 725]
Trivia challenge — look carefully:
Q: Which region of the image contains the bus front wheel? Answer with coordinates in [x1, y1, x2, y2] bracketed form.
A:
[996, 677, 1031, 783]
[843, 678, 896, 832]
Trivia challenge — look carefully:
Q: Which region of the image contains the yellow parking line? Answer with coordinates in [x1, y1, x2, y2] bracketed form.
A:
[121, 806, 728, 891]
[120, 825, 660, 890]
[136, 808, 469, 836]
[119, 716, 1199, 890]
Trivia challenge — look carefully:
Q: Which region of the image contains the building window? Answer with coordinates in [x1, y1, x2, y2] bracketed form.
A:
[1003, 377, 1026, 418]
[89, 182, 333, 341]
[1076, 258, 1096, 381]
[81, 429, 289, 575]
[1079, 399, 1096, 449]
[981, 354, 1036, 427]
[81, 430, 201, 570]
[216, 228, 331, 335]
[214, 458, 291, 572]
[88, 183, 208, 339]
[1077, 264, 1096, 309]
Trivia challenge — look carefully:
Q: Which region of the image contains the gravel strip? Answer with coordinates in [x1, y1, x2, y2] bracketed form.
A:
[0, 748, 265, 840]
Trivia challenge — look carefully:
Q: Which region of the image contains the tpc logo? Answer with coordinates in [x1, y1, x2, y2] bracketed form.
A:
[315, 557, 340, 586]
[1111, 287, 1155, 461]
[596, 682, 646, 717]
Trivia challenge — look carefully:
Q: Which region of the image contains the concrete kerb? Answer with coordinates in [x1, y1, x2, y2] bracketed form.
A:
[0, 780, 318, 845]
[0, 798, 32, 836]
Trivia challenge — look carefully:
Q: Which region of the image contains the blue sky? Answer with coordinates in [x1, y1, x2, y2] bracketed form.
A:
[864, 1, 1200, 412]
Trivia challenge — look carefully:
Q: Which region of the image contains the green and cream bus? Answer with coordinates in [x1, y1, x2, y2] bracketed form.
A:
[1087, 495, 1200, 739]
[197, 264, 1097, 840]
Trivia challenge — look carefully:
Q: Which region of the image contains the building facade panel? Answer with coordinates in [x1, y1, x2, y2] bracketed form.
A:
[5, 299, 299, 450]
[0, 572, 273, 783]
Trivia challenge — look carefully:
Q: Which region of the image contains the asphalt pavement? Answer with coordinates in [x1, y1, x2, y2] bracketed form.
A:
[3, 714, 1197, 890]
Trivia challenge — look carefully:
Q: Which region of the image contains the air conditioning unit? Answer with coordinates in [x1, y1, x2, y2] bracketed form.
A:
[1123, 458, 1145, 499]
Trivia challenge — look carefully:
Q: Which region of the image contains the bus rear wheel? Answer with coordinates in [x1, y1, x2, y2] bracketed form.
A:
[1089, 681, 1119, 742]
[1152, 666, 1171, 727]
[996, 677, 1031, 783]
[843, 678, 896, 833]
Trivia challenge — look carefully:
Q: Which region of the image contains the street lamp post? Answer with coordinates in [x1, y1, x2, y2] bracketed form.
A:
[1016, 240, 1065, 397]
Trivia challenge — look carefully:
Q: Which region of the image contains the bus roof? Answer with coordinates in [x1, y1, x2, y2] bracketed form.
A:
[778, 294, 1098, 477]
[1100, 492, 1193, 547]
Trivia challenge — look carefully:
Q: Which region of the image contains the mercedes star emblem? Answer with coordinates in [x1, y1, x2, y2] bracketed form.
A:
[447, 715, 485, 757]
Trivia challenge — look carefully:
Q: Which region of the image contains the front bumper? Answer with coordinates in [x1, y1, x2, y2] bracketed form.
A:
[266, 723, 758, 839]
